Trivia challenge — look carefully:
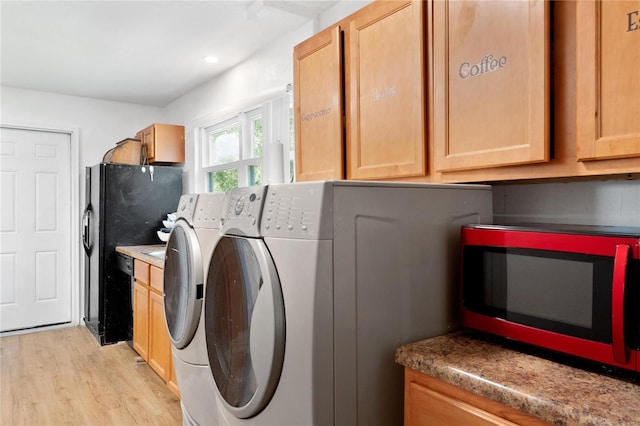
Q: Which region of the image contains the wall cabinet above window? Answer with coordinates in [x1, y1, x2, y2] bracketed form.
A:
[136, 123, 185, 164]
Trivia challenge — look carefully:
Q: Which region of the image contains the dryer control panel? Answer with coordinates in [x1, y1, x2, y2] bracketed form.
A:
[221, 186, 268, 237]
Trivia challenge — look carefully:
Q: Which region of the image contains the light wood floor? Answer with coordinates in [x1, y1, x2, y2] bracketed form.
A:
[0, 326, 182, 425]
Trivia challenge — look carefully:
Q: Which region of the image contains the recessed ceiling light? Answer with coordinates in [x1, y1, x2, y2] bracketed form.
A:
[203, 55, 219, 64]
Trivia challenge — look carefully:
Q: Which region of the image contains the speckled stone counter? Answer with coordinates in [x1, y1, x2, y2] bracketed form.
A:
[116, 244, 166, 268]
[396, 331, 640, 425]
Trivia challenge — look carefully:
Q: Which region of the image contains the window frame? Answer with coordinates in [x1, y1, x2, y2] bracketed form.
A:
[195, 92, 293, 193]
[200, 107, 263, 192]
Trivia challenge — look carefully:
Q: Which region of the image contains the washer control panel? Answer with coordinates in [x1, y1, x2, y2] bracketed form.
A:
[192, 193, 225, 229]
[176, 194, 199, 222]
[221, 186, 268, 237]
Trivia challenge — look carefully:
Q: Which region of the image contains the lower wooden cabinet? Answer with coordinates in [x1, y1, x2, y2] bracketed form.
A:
[149, 289, 171, 381]
[133, 259, 179, 398]
[132, 280, 149, 361]
[404, 368, 550, 426]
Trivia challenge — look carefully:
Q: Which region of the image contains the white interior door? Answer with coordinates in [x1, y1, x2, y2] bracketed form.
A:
[0, 127, 72, 332]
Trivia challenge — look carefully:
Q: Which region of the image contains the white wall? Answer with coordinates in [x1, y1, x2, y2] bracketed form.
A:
[162, 22, 309, 191]
[494, 179, 640, 227]
[0, 86, 170, 232]
[1, 86, 163, 167]
[0, 86, 168, 228]
[316, 0, 372, 31]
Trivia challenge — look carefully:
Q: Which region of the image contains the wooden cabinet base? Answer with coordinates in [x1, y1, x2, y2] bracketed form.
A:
[404, 368, 550, 426]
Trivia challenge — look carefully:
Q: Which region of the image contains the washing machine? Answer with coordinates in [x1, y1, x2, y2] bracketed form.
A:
[163, 193, 225, 426]
[203, 181, 492, 425]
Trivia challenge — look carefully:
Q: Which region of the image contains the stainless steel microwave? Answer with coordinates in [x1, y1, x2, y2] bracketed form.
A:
[460, 224, 640, 372]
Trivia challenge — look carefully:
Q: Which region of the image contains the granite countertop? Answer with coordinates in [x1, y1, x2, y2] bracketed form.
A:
[396, 331, 640, 425]
[116, 244, 166, 268]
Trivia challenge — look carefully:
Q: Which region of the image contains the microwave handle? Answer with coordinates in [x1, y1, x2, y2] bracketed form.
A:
[611, 244, 630, 365]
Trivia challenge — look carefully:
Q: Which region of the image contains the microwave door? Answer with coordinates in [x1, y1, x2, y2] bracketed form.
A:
[463, 246, 613, 341]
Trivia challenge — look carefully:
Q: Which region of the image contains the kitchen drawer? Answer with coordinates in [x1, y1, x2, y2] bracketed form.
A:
[134, 259, 150, 284]
[150, 265, 164, 293]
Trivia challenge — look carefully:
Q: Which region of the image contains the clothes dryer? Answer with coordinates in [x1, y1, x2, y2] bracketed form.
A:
[164, 193, 225, 426]
[203, 181, 492, 425]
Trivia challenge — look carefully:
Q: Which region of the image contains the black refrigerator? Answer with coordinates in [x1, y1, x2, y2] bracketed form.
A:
[82, 163, 182, 345]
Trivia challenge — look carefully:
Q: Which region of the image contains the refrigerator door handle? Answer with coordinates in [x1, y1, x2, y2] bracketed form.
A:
[82, 207, 92, 254]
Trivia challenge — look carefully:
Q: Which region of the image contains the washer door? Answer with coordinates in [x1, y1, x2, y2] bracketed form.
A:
[205, 235, 285, 419]
[163, 219, 203, 349]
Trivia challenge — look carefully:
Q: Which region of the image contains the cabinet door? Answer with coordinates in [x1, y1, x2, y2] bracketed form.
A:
[148, 290, 171, 382]
[153, 124, 185, 163]
[345, 0, 426, 180]
[576, 1, 640, 161]
[433, 0, 550, 172]
[133, 280, 149, 361]
[294, 25, 344, 181]
[140, 125, 155, 161]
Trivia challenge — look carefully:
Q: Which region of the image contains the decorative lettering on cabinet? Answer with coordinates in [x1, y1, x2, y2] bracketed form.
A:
[373, 86, 396, 101]
[459, 54, 508, 79]
[628, 10, 639, 32]
[302, 108, 331, 122]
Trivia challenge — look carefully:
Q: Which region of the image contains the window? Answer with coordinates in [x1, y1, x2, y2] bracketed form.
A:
[198, 94, 293, 193]
[201, 109, 262, 192]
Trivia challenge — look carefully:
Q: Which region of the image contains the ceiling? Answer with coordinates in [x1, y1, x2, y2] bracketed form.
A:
[1, 0, 338, 107]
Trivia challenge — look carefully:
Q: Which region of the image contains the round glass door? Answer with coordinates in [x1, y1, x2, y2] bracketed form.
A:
[163, 220, 203, 349]
[205, 235, 285, 419]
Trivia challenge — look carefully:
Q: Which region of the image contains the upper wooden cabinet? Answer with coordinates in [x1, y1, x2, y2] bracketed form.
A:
[136, 123, 185, 164]
[433, 0, 550, 172]
[576, 0, 640, 161]
[345, 0, 426, 180]
[294, 25, 344, 182]
[294, 0, 426, 182]
[430, 1, 640, 183]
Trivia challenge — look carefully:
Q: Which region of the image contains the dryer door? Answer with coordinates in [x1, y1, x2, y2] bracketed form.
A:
[163, 219, 203, 349]
[205, 235, 285, 419]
